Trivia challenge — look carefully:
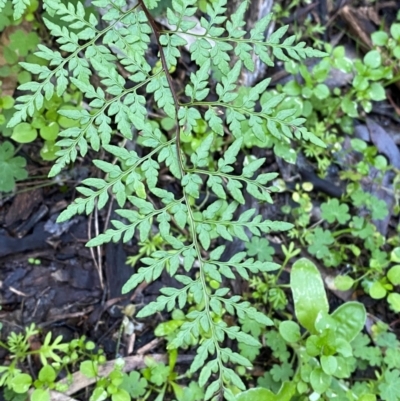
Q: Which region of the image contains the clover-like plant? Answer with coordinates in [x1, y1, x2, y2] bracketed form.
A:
[0, 140, 28, 192]
[6, 0, 327, 398]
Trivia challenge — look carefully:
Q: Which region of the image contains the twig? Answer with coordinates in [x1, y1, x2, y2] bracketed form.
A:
[136, 337, 162, 355]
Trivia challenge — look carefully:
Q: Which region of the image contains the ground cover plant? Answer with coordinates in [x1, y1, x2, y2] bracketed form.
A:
[0, 0, 400, 400]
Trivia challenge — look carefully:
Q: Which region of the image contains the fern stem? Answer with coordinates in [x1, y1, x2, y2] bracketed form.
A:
[181, 171, 226, 395]
[138, 0, 185, 180]
[138, 2, 226, 395]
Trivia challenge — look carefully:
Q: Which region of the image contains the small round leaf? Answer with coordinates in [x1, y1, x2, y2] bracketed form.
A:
[313, 83, 330, 100]
[11, 373, 32, 393]
[314, 311, 337, 333]
[154, 320, 183, 337]
[371, 31, 388, 46]
[32, 115, 47, 129]
[112, 389, 130, 401]
[331, 302, 366, 342]
[369, 281, 387, 299]
[335, 338, 352, 358]
[387, 265, 400, 285]
[374, 155, 387, 170]
[91, 388, 108, 401]
[388, 293, 400, 312]
[321, 355, 338, 375]
[279, 320, 301, 343]
[39, 364, 56, 383]
[40, 122, 59, 141]
[364, 50, 381, 69]
[334, 356, 352, 378]
[368, 82, 386, 101]
[394, 45, 400, 60]
[40, 141, 60, 161]
[11, 123, 37, 143]
[310, 368, 331, 394]
[80, 360, 98, 378]
[390, 23, 400, 41]
[334, 275, 354, 291]
[17, 71, 31, 84]
[390, 247, 400, 263]
[341, 98, 358, 118]
[1, 95, 15, 109]
[283, 80, 301, 96]
[31, 388, 50, 401]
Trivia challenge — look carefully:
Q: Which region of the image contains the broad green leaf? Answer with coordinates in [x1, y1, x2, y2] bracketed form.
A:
[331, 302, 366, 342]
[236, 382, 295, 401]
[290, 258, 329, 333]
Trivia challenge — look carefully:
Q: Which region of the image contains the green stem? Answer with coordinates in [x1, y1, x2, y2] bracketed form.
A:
[332, 228, 352, 238]
[138, 1, 225, 395]
[138, 0, 184, 180]
[384, 74, 400, 87]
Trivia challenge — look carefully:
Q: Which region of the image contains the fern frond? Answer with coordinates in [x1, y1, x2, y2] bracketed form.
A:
[12, 0, 30, 19]
[8, 0, 329, 398]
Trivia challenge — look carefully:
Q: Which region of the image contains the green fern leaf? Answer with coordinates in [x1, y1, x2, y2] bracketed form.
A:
[8, 0, 329, 396]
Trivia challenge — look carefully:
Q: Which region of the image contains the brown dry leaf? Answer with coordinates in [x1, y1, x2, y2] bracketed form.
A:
[0, 71, 18, 97]
[339, 6, 375, 50]
[358, 6, 381, 26]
